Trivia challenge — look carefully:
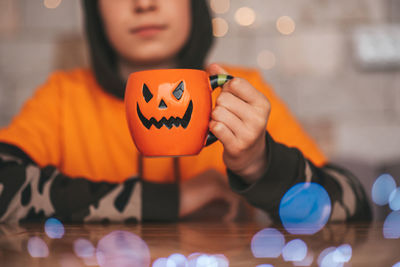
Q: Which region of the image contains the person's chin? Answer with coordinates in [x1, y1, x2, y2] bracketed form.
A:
[128, 56, 171, 66]
[129, 51, 176, 65]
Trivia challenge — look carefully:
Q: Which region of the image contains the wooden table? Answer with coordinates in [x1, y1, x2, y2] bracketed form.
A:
[0, 221, 399, 266]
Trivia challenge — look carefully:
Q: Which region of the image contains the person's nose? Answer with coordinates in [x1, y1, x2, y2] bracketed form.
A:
[133, 0, 157, 13]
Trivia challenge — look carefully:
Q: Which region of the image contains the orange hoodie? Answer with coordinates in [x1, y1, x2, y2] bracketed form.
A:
[0, 66, 326, 183]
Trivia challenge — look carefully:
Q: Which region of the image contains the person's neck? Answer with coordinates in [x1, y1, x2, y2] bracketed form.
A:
[119, 58, 179, 80]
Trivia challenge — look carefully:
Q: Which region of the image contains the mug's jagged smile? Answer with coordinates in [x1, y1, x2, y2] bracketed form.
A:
[136, 100, 193, 129]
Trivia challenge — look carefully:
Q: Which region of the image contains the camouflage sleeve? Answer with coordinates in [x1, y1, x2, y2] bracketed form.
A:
[0, 144, 179, 223]
[227, 132, 372, 222]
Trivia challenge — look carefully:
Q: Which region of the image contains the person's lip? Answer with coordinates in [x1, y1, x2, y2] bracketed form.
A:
[130, 24, 168, 38]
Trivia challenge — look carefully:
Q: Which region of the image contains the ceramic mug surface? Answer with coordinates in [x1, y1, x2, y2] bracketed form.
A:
[125, 69, 232, 157]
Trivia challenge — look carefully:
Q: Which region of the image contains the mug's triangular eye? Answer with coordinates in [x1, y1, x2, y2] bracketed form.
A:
[173, 81, 184, 100]
[142, 83, 153, 103]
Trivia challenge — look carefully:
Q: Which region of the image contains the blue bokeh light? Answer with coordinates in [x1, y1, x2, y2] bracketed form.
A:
[293, 251, 314, 266]
[44, 217, 65, 239]
[372, 174, 397, 206]
[187, 252, 201, 259]
[167, 253, 187, 267]
[393, 262, 400, 267]
[383, 211, 400, 239]
[256, 265, 273, 267]
[96, 230, 151, 267]
[332, 244, 352, 263]
[27, 237, 49, 258]
[317, 247, 336, 266]
[389, 187, 400, 211]
[196, 254, 218, 267]
[318, 247, 344, 267]
[213, 254, 229, 267]
[152, 258, 168, 267]
[251, 228, 285, 258]
[279, 182, 331, 235]
[186, 253, 228, 267]
[73, 238, 95, 259]
[187, 253, 201, 267]
[282, 239, 307, 262]
[320, 253, 343, 267]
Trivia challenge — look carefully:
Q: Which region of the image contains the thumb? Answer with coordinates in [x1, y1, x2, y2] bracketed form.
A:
[206, 63, 229, 76]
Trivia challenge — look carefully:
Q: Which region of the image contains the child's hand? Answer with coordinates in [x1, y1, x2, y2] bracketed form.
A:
[207, 63, 270, 184]
[179, 170, 239, 222]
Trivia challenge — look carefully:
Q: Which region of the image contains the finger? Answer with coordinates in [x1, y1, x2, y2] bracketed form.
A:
[223, 77, 266, 106]
[216, 91, 257, 124]
[209, 120, 236, 148]
[211, 106, 244, 137]
[206, 63, 229, 76]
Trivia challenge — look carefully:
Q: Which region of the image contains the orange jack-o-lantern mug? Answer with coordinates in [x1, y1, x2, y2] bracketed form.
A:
[125, 69, 233, 157]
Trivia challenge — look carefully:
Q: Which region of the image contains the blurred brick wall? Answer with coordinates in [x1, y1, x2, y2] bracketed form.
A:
[209, 0, 400, 166]
[0, 0, 87, 124]
[0, 0, 399, 168]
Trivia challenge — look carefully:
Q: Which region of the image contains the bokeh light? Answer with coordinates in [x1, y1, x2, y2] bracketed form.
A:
[293, 251, 314, 266]
[279, 182, 331, 235]
[282, 239, 307, 262]
[152, 258, 168, 267]
[44, 0, 62, 9]
[234, 7, 256, 26]
[318, 247, 343, 267]
[318, 245, 352, 267]
[257, 50, 276, 70]
[317, 247, 336, 267]
[213, 254, 229, 267]
[212, 18, 229, 38]
[196, 254, 219, 267]
[256, 265, 273, 267]
[393, 262, 400, 267]
[187, 252, 201, 259]
[372, 174, 397, 205]
[251, 228, 285, 258]
[27, 237, 49, 258]
[44, 217, 65, 239]
[186, 253, 228, 267]
[276, 16, 296, 35]
[187, 252, 201, 266]
[167, 253, 187, 267]
[96, 230, 151, 267]
[383, 211, 400, 239]
[74, 238, 95, 259]
[320, 253, 343, 267]
[333, 244, 352, 263]
[389, 187, 400, 211]
[210, 0, 230, 14]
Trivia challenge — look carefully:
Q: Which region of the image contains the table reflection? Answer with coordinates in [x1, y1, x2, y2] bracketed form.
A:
[0, 220, 399, 267]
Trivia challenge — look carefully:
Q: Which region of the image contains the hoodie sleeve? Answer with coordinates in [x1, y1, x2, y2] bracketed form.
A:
[0, 143, 179, 223]
[227, 132, 372, 222]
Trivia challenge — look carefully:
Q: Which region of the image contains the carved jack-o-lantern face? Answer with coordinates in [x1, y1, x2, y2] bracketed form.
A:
[137, 81, 193, 129]
[125, 69, 212, 157]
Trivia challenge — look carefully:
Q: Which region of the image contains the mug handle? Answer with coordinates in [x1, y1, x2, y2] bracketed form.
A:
[205, 74, 234, 146]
